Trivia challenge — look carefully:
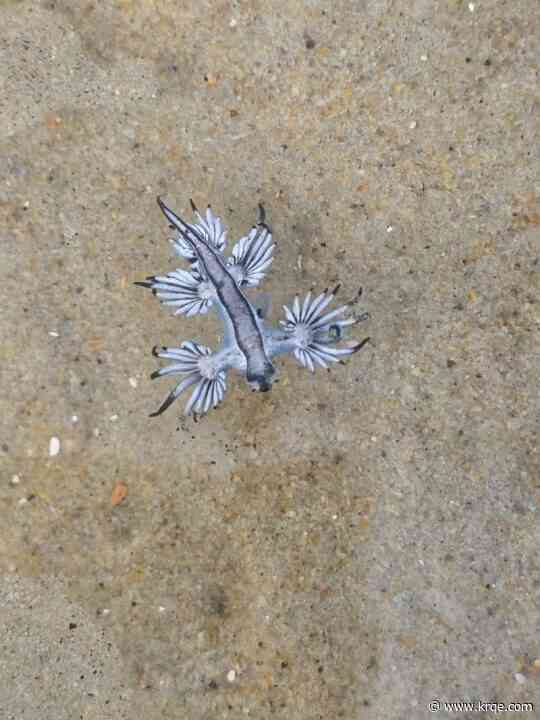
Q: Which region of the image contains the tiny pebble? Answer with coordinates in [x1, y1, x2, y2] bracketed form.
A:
[109, 414, 119, 422]
[158, 606, 166, 612]
[420, 54, 428, 62]
[11, 474, 20, 485]
[386, 225, 393, 233]
[229, 18, 237, 27]
[71, 415, 78, 423]
[48, 331, 59, 337]
[49, 436, 60, 456]
[102, 608, 111, 615]
[409, 120, 417, 129]
[129, 377, 138, 388]
[18, 497, 28, 506]
[226, 669, 236, 683]
[468, 2, 475, 11]
[93, 428, 100, 437]
[514, 672, 526, 684]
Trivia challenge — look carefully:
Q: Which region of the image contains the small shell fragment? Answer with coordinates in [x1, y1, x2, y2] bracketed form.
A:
[49, 437, 61, 457]
[111, 481, 128, 506]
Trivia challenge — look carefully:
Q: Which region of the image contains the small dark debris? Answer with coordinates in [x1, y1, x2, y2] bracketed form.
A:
[367, 656, 377, 670]
[69, 622, 77, 630]
[446, 359, 456, 368]
[304, 34, 316, 49]
[209, 588, 227, 617]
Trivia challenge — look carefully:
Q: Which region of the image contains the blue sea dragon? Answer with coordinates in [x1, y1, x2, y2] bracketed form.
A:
[136, 198, 369, 416]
